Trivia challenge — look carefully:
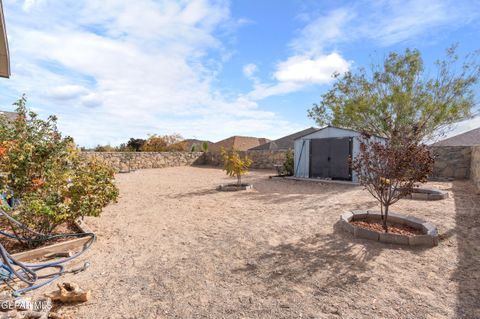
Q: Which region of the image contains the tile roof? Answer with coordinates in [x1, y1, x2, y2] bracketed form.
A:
[210, 136, 270, 152]
[249, 127, 318, 150]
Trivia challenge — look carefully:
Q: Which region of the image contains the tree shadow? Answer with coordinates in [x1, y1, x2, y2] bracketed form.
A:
[231, 222, 387, 297]
[451, 181, 480, 318]
[167, 188, 219, 199]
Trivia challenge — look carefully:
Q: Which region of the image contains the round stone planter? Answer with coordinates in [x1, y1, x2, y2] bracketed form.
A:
[217, 183, 253, 192]
[340, 210, 438, 247]
[403, 187, 448, 201]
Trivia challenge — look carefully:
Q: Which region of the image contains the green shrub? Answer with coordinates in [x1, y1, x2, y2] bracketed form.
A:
[283, 149, 294, 176]
[0, 96, 119, 239]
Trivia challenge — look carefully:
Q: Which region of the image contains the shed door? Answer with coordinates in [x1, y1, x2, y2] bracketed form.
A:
[309, 137, 352, 180]
[310, 139, 330, 178]
[329, 138, 352, 180]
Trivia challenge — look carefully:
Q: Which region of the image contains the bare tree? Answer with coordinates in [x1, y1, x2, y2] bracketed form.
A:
[351, 133, 434, 231]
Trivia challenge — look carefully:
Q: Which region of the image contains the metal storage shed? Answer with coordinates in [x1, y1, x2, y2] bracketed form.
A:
[294, 126, 385, 182]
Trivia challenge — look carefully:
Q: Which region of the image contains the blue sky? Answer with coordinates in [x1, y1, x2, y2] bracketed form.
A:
[1, 0, 479, 146]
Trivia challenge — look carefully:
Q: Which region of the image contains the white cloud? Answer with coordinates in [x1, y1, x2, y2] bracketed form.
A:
[294, 0, 480, 49]
[46, 85, 88, 100]
[274, 53, 350, 84]
[1, 0, 297, 146]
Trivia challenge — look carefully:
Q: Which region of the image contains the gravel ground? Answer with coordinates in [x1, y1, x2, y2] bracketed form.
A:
[31, 166, 479, 318]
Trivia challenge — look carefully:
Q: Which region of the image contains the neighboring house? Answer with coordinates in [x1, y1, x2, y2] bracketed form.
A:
[0, 0, 10, 78]
[249, 127, 318, 151]
[294, 126, 387, 183]
[210, 136, 270, 152]
[0, 110, 16, 122]
[432, 127, 480, 146]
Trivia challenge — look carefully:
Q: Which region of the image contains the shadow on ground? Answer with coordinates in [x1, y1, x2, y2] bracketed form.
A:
[231, 222, 387, 297]
[452, 181, 480, 318]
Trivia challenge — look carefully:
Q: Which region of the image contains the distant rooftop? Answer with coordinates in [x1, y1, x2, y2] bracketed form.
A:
[210, 136, 270, 152]
[0, 110, 16, 122]
[433, 127, 480, 146]
[249, 127, 318, 151]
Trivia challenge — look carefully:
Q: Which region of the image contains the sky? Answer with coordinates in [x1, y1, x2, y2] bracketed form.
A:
[0, 0, 480, 147]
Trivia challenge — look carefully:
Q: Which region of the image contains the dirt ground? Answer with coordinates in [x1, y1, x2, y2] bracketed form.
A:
[33, 166, 479, 318]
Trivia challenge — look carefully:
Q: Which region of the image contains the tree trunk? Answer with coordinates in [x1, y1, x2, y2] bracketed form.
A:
[237, 174, 241, 186]
[383, 205, 389, 232]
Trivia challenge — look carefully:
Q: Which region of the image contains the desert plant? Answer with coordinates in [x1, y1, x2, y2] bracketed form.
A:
[351, 133, 434, 232]
[191, 144, 197, 152]
[201, 141, 209, 152]
[94, 144, 115, 152]
[221, 148, 252, 186]
[0, 96, 119, 243]
[309, 46, 480, 142]
[282, 149, 294, 176]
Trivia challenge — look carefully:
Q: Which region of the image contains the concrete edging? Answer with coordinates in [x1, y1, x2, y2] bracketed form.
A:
[340, 210, 438, 247]
[404, 188, 449, 201]
[217, 184, 253, 192]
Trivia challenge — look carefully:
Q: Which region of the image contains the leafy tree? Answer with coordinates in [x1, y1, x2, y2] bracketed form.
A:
[221, 148, 252, 186]
[308, 46, 480, 141]
[127, 138, 145, 152]
[282, 149, 294, 176]
[94, 144, 115, 152]
[201, 141, 209, 152]
[0, 96, 118, 243]
[351, 133, 434, 232]
[141, 134, 184, 152]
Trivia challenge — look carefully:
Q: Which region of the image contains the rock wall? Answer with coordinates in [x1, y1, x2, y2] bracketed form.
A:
[471, 146, 480, 191]
[429, 146, 471, 179]
[82, 152, 205, 172]
[203, 150, 288, 169]
[83, 146, 476, 182]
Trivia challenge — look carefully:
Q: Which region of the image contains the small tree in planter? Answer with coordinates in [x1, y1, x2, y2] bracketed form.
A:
[221, 148, 252, 187]
[351, 133, 434, 232]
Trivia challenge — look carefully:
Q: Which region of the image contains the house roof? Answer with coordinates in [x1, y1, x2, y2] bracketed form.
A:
[210, 136, 270, 152]
[249, 127, 318, 151]
[0, 1, 10, 78]
[433, 127, 480, 146]
[0, 110, 16, 122]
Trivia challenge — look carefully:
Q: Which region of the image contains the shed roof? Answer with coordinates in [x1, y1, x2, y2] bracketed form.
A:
[294, 126, 387, 140]
[433, 127, 480, 146]
[0, 1, 10, 78]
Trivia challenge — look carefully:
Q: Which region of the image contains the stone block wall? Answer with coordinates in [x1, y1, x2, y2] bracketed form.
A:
[203, 150, 288, 169]
[471, 146, 480, 192]
[429, 146, 471, 179]
[82, 152, 205, 172]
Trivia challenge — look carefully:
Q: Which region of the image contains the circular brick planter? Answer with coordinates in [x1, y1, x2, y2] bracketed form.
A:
[404, 187, 448, 201]
[217, 183, 253, 192]
[340, 210, 438, 247]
